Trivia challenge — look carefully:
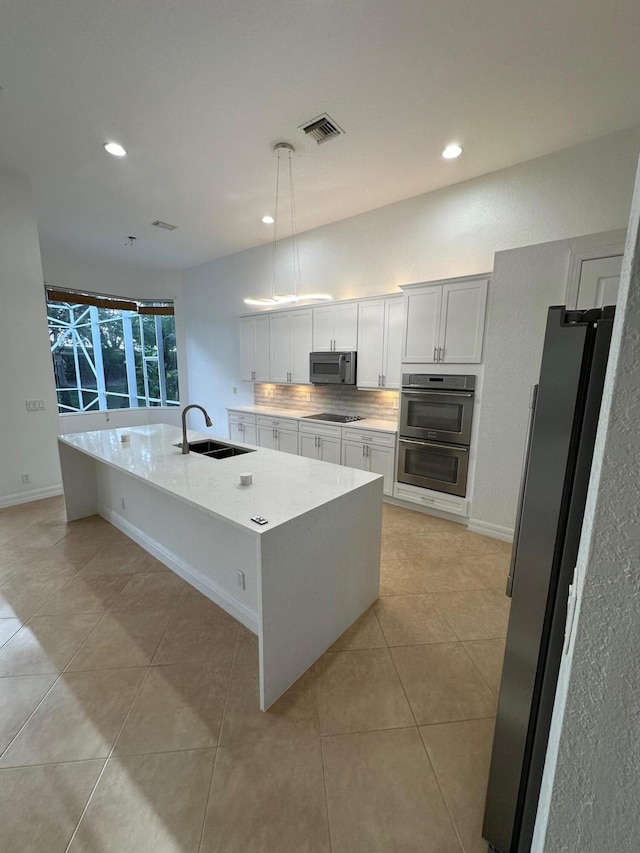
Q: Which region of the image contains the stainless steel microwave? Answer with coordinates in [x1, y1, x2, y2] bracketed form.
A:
[309, 351, 357, 385]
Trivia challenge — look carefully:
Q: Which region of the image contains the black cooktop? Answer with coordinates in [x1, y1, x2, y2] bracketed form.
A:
[302, 413, 363, 424]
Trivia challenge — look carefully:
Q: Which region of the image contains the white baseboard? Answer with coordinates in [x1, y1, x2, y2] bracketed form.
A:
[99, 503, 260, 634]
[467, 518, 514, 542]
[0, 485, 64, 510]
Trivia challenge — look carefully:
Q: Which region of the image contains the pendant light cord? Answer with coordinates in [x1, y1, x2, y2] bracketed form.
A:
[288, 149, 302, 300]
[270, 148, 282, 300]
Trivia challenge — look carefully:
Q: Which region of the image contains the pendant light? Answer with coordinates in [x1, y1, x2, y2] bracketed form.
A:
[244, 142, 331, 306]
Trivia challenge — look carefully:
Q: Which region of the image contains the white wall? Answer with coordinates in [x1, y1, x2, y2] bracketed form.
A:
[0, 168, 62, 506]
[470, 228, 626, 534]
[532, 160, 640, 852]
[0, 174, 187, 507]
[183, 126, 640, 488]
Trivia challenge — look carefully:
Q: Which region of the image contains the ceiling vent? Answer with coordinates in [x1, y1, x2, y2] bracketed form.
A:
[300, 114, 344, 145]
[151, 220, 178, 231]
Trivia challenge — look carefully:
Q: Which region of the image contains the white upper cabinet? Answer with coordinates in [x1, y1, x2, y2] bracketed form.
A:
[312, 303, 358, 352]
[268, 308, 312, 384]
[402, 287, 442, 363]
[240, 315, 270, 381]
[401, 276, 488, 364]
[290, 309, 313, 383]
[439, 279, 488, 363]
[357, 296, 403, 389]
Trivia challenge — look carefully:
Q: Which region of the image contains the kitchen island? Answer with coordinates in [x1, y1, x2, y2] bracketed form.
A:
[57, 424, 382, 709]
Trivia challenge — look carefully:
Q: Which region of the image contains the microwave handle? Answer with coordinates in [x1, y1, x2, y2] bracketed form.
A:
[506, 383, 539, 597]
[338, 353, 345, 382]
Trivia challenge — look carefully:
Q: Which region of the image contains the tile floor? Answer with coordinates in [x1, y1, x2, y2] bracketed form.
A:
[0, 496, 510, 853]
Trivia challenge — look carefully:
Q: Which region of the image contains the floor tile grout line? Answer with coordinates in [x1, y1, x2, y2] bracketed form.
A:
[0, 670, 65, 764]
[63, 580, 187, 853]
[0, 745, 221, 772]
[197, 624, 240, 853]
[459, 641, 501, 698]
[313, 667, 334, 853]
[416, 725, 467, 853]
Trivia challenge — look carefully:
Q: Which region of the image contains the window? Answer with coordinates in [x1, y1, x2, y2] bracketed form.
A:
[46, 287, 180, 413]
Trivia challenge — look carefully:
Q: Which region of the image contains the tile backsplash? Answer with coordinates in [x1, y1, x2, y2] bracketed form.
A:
[254, 384, 399, 422]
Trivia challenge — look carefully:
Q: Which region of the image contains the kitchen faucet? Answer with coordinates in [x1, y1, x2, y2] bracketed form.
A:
[181, 404, 213, 454]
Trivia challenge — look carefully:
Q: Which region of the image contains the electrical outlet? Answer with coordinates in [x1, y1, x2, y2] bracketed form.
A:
[236, 570, 245, 590]
[25, 399, 45, 412]
[392, 399, 399, 409]
[306, 393, 311, 402]
[21, 473, 30, 484]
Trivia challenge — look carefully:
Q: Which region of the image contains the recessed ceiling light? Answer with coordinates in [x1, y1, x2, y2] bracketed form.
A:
[261, 215, 275, 225]
[442, 144, 463, 160]
[104, 142, 127, 157]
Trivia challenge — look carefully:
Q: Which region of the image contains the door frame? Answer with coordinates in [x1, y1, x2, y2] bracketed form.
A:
[565, 240, 625, 309]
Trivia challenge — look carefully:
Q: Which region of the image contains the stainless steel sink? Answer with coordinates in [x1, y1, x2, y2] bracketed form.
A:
[175, 439, 255, 459]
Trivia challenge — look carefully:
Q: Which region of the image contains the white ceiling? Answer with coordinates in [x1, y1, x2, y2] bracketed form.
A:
[1, 0, 639, 270]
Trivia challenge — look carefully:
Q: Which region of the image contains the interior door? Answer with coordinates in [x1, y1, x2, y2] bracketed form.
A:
[576, 256, 622, 308]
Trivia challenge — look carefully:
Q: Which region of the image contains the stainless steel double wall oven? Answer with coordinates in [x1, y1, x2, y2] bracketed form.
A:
[398, 373, 476, 497]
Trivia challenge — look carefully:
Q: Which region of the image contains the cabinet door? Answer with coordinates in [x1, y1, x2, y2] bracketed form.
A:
[290, 309, 313, 383]
[254, 316, 271, 381]
[228, 418, 242, 442]
[299, 432, 319, 459]
[241, 422, 257, 445]
[368, 444, 395, 496]
[312, 306, 334, 351]
[239, 317, 255, 381]
[382, 297, 403, 389]
[276, 428, 299, 455]
[318, 434, 341, 465]
[334, 302, 358, 351]
[357, 300, 385, 389]
[439, 279, 488, 363]
[403, 288, 442, 362]
[269, 313, 291, 384]
[256, 424, 278, 450]
[342, 439, 368, 472]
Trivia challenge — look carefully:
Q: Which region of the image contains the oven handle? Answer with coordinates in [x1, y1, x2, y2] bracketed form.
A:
[399, 438, 468, 452]
[401, 389, 474, 397]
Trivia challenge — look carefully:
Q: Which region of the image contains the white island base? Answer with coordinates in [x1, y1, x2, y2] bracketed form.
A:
[58, 425, 382, 710]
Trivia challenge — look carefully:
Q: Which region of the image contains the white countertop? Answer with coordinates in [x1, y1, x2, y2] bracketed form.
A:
[58, 424, 381, 535]
[227, 405, 398, 433]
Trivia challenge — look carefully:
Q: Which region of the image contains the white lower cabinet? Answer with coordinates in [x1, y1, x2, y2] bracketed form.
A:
[228, 411, 257, 445]
[256, 415, 299, 455]
[299, 423, 342, 465]
[341, 428, 396, 496]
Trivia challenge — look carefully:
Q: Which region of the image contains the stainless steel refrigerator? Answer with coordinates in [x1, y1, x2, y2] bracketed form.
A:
[483, 304, 615, 853]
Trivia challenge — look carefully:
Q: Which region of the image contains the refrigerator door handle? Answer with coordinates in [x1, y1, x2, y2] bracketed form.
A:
[507, 383, 539, 597]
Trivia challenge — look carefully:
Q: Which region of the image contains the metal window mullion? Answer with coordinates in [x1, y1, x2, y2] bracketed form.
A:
[155, 315, 168, 405]
[140, 316, 151, 404]
[70, 328, 84, 411]
[89, 306, 107, 409]
[122, 312, 139, 407]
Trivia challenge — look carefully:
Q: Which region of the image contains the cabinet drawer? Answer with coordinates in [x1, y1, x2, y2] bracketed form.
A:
[343, 427, 396, 447]
[228, 411, 257, 425]
[299, 421, 342, 439]
[393, 483, 468, 517]
[256, 415, 300, 431]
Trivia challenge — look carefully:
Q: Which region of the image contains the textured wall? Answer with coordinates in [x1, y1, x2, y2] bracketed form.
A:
[183, 128, 640, 487]
[532, 160, 640, 851]
[471, 229, 625, 532]
[253, 384, 399, 421]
